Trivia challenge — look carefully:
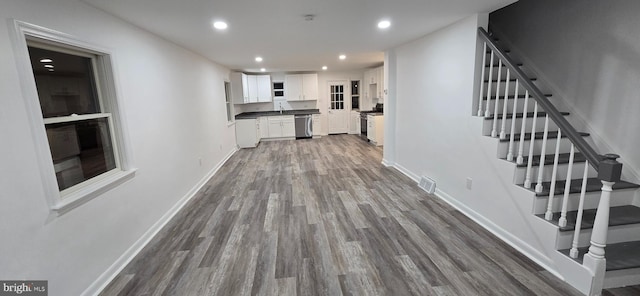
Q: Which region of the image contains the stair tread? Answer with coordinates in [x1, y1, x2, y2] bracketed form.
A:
[484, 78, 537, 83]
[485, 111, 569, 120]
[504, 152, 587, 167]
[519, 178, 640, 197]
[498, 130, 590, 143]
[483, 94, 552, 100]
[537, 205, 640, 232]
[559, 240, 640, 271]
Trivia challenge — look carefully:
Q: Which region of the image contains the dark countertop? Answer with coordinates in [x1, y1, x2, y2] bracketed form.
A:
[235, 109, 321, 119]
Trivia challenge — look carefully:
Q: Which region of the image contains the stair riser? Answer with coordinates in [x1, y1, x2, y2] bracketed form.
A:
[513, 161, 597, 185]
[604, 269, 640, 290]
[497, 137, 577, 159]
[483, 99, 550, 114]
[531, 188, 636, 215]
[556, 223, 640, 249]
[484, 81, 530, 96]
[482, 116, 560, 136]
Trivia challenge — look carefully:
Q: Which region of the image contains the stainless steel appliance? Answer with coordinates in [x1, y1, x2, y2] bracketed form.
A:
[360, 104, 383, 140]
[295, 115, 312, 139]
[360, 112, 368, 140]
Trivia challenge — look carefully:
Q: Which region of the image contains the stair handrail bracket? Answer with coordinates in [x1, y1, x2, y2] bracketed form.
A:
[477, 27, 625, 296]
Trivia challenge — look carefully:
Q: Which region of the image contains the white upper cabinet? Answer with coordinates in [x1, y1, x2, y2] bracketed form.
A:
[285, 73, 318, 101]
[231, 72, 272, 104]
[256, 75, 272, 103]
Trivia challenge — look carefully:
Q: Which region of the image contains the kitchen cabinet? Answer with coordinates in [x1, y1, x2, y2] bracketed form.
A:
[267, 115, 295, 138]
[367, 114, 384, 146]
[259, 117, 269, 139]
[312, 114, 321, 138]
[235, 118, 259, 148]
[285, 74, 318, 101]
[349, 111, 360, 134]
[231, 73, 272, 104]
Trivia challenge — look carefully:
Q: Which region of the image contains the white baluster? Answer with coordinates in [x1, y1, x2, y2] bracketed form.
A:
[559, 144, 576, 227]
[484, 52, 495, 118]
[535, 115, 551, 193]
[524, 101, 538, 188]
[545, 129, 562, 220]
[507, 81, 519, 161]
[499, 69, 511, 139]
[570, 160, 590, 258]
[491, 61, 503, 137]
[516, 91, 530, 165]
[477, 42, 487, 117]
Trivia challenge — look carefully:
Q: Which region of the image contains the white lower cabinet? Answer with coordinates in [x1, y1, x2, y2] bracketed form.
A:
[259, 117, 269, 139]
[350, 111, 360, 134]
[235, 119, 259, 148]
[312, 114, 321, 138]
[367, 115, 384, 146]
[267, 116, 295, 138]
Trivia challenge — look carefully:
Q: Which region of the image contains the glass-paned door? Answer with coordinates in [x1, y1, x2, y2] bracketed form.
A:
[330, 85, 345, 110]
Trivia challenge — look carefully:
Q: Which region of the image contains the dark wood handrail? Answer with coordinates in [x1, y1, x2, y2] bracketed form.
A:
[477, 27, 604, 171]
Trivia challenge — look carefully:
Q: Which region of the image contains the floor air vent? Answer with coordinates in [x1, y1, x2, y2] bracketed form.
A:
[418, 176, 436, 194]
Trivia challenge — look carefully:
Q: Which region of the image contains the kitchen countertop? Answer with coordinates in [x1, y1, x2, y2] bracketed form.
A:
[235, 109, 321, 119]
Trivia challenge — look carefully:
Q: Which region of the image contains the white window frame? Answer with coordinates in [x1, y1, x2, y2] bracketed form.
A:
[9, 20, 135, 215]
[224, 80, 234, 124]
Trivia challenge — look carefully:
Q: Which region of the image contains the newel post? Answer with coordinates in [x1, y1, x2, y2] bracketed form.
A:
[583, 154, 622, 296]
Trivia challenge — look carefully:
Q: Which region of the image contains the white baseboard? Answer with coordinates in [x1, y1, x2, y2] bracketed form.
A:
[387, 162, 565, 282]
[81, 148, 238, 296]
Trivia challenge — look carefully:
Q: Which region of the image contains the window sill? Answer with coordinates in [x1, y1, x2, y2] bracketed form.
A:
[51, 169, 137, 215]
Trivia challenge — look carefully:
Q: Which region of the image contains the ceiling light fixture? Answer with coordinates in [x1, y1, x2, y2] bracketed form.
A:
[40, 58, 53, 63]
[260, 68, 266, 72]
[213, 21, 228, 30]
[339, 54, 346, 60]
[377, 20, 391, 29]
[322, 66, 328, 70]
[255, 57, 263, 62]
[44, 65, 54, 68]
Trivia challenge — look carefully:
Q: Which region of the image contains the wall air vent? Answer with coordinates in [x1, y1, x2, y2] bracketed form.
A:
[418, 176, 436, 194]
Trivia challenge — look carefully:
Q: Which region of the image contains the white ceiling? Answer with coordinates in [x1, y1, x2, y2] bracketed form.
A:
[81, 0, 514, 73]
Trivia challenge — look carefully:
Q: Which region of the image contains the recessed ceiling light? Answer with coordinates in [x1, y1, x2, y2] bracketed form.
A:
[213, 21, 228, 30]
[260, 68, 266, 72]
[44, 65, 54, 68]
[322, 66, 328, 70]
[339, 54, 346, 60]
[40, 58, 53, 63]
[255, 57, 263, 62]
[377, 20, 391, 29]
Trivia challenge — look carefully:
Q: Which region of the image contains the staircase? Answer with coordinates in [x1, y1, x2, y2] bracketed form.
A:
[476, 27, 640, 295]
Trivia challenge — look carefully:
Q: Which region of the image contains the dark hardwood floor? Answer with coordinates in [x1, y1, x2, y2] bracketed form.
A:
[100, 134, 638, 295]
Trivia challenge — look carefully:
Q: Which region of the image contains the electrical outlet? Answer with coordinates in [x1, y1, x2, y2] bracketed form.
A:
[466, 177, 473, 190]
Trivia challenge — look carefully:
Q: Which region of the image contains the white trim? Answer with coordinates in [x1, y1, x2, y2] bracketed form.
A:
[386, 162, 566, 282]
[8, 19, 134, 213]
[53, 169, 136, 214]
[43, 113, 110, 125]
[81, 147, 238, 296]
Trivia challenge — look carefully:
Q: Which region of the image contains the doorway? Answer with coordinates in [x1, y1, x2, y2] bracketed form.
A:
[327, 81, 349, 134]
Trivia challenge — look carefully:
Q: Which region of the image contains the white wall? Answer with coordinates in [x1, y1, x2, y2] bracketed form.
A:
[490, 0, 640, 182]
[0, 0, 237, 295]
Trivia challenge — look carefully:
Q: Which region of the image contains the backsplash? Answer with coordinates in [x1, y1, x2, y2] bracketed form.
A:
[235, 99, 318, 114]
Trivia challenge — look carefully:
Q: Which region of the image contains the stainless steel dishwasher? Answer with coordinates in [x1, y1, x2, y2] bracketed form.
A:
[294, 114, 313, 139]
